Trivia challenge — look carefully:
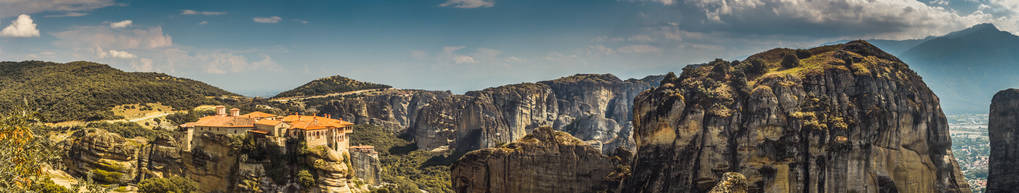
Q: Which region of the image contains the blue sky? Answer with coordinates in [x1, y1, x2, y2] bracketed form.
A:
[1, 0, 1017, 96]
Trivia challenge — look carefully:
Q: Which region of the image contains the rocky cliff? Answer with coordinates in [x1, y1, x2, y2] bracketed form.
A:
[451, 127, 628, 193]
[349, 146, 382, 186]
[312, 89, 452, 133]
[300, 74, 659, 155]
[624, 41, 970, 193]
[987, 88, 1019, 192]
[61, 127, 367, 193]
[63, 128, 146, 184]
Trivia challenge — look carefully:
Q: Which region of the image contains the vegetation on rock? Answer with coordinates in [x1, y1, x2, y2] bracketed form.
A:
[348, 125, 452, 193]
[274, 75, 391, 98]
[138, 176, 198, 193]
[0, 61, 236, 122]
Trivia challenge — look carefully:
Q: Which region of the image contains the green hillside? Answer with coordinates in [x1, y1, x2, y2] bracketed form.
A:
[273, 75, 391, 98]
[0, 61, 237, 122]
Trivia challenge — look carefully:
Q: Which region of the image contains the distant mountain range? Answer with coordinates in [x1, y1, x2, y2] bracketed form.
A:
[833, 23, 1019, 113]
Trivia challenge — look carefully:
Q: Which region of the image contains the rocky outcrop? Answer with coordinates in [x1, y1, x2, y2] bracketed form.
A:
[63, 128, 146, 184]
[413, 83, 559, 153]
[542, 74, 661, 154]
[305, 74, 659, 155]
[451, 127, 628, 193]
[624, 41, 970, 193]
[349, 146, 382, 186]
[303, 146, 360, 193]
[309, 89, 452, 133]
[184, 133, 242, 192]
[987, 88, 1019, 192]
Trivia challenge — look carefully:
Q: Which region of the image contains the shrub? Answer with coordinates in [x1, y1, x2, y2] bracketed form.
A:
[795, 49, 812, 59]
[298, 170, 316, 189]
[138, 176, 198, 193]
[781, 53, 800, 68]
[86, 122, 168, 141]
[745, 59, 767, 77]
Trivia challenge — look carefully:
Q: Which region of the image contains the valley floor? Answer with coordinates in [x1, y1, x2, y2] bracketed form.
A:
[948, 113, 991, 193]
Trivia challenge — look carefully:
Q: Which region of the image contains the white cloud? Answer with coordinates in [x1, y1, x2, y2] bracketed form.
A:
[1, 14, 40, 38]
[199, 21, 208, 25]
[453, 55, 477, 64]
[439, 0, 494, 8]
[253, 16, 282, 23]
[616, 44, 661, 54]
[668, 0, 1003, 39]
[180, 9, 226, 16]
[294, 19, 310, 24]
[109, 20, 132, 29]
[106, 49, 136, 59]
[199, 53, 277, 74]
[0, 0, 115, 18]
[53, 26, 173, 49]
[44, 12, 88, 18]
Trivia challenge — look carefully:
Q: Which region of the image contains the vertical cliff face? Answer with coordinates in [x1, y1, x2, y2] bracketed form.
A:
[412, 83, 559, 154]
[541, 74, 662, 153]
[313, 90, 452, 133]
[625, 41, 970, 193]
[987, 88, 1019, 192]
[450, 127, 628, 193]
[349, 147, 382, 185]
[299, 74, 659, 155]
[63, 128, 145, 184]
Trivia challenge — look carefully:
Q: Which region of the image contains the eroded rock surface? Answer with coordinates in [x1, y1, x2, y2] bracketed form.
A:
[624, 41, 970, 193]
[63, 128, 145, 184]
[306, 74, 660, 155]
[987, 88, 1019, 192]
[451, 127, 628, 193]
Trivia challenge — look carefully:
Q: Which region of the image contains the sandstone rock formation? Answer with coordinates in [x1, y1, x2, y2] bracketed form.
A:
[314, 89, 451, 133]
[987, 88, 1019, 192]
[63, 128, 145, 184]
[61, 127, 367, 193]
[349, 146, 382, 185]
[301, 74, 660, 155]
[451, 127, 628, 193]
[624, 41, 970, 193]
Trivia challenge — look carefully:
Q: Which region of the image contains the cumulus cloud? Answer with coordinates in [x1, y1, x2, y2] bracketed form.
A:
[656, 0, 1003, 39]
[180, 9, 227, 15]
[199, 52, 278, 74]
[439, 0, 494, 8]
[109, 20, 132, 29]
[253, 16, 282, 23]
[453, 55, 477, 64]
[53, 26, 173, 49]
[98, 49, 136, 59]
[0, 0, 115, 18]
[1, 14, 40, 38]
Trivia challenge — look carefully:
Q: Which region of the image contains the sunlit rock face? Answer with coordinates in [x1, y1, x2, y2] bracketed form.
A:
[309, 74, 660, 155]
[450, 127, 628, 193]
[624, 41, 970, 193]
[987, 88, 1019, 192]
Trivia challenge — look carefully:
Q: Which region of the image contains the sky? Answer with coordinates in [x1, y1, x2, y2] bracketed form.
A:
[1, 0, 1018, 97]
